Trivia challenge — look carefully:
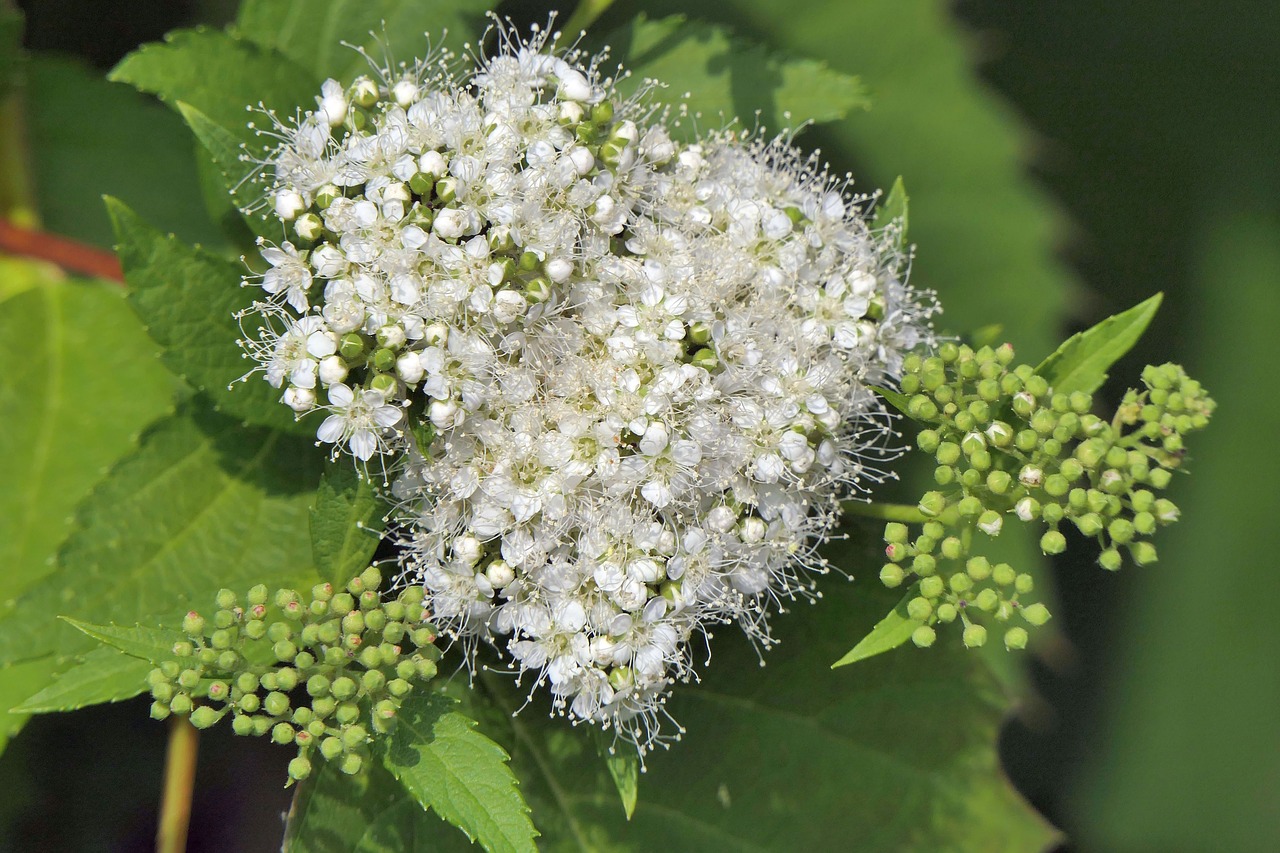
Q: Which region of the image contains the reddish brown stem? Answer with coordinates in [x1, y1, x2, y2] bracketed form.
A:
[0, 219, 123, 282]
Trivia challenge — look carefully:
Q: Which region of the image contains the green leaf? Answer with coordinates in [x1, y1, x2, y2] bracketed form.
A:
[236, 0, 493, 84]
[831, 586, 922, 667]
[601, 13, 868, 140]
[460, 551, 1054, 851]
[310, 459, 388, 587]
[381, 691, 537, 853]
[284, 760, 454, 853]
[0, 402, 322, 668]
[60, 619, 187, 664]
[107, 196, 312, 437]
[872, 176, 909, 249]
[0, 278, 174, 603]
[868, 384, 911, 417]
[110, 26, 315, 149]
[11, 647, 152, 714]
[1034, 292, 1163, 396]
[0, 659, 51, 754]
[176, 102, 276, 245]
[25, 55, 223, 249]
[601, 743, 639, 821]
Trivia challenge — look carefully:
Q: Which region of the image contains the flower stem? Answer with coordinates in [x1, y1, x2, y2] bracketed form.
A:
[560, 0, 615, 40]
[156, 717, 199, 853]
[841, 501, 930, 524]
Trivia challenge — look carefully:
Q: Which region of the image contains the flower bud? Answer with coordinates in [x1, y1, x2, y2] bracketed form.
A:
[919, 576, 945, 599]
[264, 692, 290, 717]
[1021, 603, 1051, 627]
[182, 612, 205, 636]
[1004, 627, 1029, 650]
[906, 597, 933, 621]
[288, 757, 312, 781]
[977, 510, 1003, 537]
[1129, 541, 1158, 566]
[339, 753, 364, 776]
[879, 564, 904, 588]
[911, 625, 937, 648]
[962, 624, 988, 648]
[1040, 530, 1066, 555]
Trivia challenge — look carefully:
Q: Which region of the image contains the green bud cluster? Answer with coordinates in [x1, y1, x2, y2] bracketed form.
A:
[886, 346, 1213, 650]
[146, 567, 440, 783]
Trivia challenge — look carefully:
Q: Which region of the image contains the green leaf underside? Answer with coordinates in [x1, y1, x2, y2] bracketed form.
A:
[1035, 293, 1163, 396]
[12, 647, 152, 714]
[284, 760, 454, 853]
[179, 101, 276, 245]
[381, 692, 538, 853]
[235, 0, 493, 84]
[601, 14, 867, 141]
[0, 403, 322, 668]
[431, 547, 1055, 852]
[107, 197, 312, 436]
[831, 587, 923, 668]
[872, 176, 909, 249]
[25, 56, 223, 250]
[310, 459, 388, 587]
[60, 620, 188, 664]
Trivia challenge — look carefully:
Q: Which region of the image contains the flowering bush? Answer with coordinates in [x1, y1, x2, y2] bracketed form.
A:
[0, 2, 1215, 850]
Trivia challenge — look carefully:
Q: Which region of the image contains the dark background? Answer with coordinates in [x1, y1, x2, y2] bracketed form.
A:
[3, 0, 1277, 850]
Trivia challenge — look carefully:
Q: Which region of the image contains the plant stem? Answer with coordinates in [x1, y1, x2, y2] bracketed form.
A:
[841, 501, 929, 524]
[0, 220, 124, 281]
[559, 0, 615, 41]
[156, 717, 199, 853]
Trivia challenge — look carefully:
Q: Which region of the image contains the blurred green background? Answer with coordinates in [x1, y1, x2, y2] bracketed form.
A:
[1, 0, 1277, 850]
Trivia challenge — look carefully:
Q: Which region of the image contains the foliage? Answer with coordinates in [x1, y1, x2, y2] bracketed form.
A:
[0, 0, 1224, 849]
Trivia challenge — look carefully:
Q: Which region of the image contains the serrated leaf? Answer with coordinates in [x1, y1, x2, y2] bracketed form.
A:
[107, 196, 312, 436]
[61, 619, 187, 664]
[872, 176, 909, 250]
[284, 760, 453, 853]
[831, 586, 922, 667]
[177, 101, 276, 243]
[0, 659, 50, 754]
[1035, 293, 1163, 396]
[25, 55, 223, 250]
[110, 26, 316, 148]
[236, 0, 492, 84]
[11, 647, 151, 714]
[0, 403, 322, 667]
[0, 278, 175, 604]
[601, 14, 867, 140]
[454, 548, 1054, 851]
[381, 691, 537, 853]
[311, 459, 387, 587]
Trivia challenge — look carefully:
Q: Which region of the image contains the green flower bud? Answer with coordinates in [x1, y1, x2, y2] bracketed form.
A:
[264, 692, 290, 717]
[919, 576, 945, 599]
[243, 620, 266, 640]
[411, 628, 435, 648]
[1021, 603, 1051, 626]
[911, 625, 937, 648]
[965, 556, 992, 582]
[1015, 573, 1035, 594]
[1004, 627, 1030, 650]
[1040, 530, 1066, 555]
[331, 593, 356, 616]
[936, 442, 961, 466]
[963, 624, 988, 648]
[911, 554, 937, 576]
[940, 537, 964, 560]
[992, 563, 1016, 586]
[207, 681, 229, 702]
[1099, 548, 1123, 571]
[1133, 511, 1156, 535]
[936, 603, 958, 623]
[150, 701, 172, 721]
[917, 429, 941, 453]
[358, 646, 384, 670]
[361, 670, 387, 693]
[182, 611, 205, 636]
[317, 622, 341, 645]
[273, 640, 297, 662]
[906, 597, 933, 621]
[977, 510, 1003, 537]
[1074, 513, 1105, 537]
[339, 753, 364, 776]
[312, 697, 337, 719]
[415, 658, 438, 680]
[986, 470, 1012, 495]
[170, 694, 193, 716]
[336, 702, 361, 725]
[949, 573, 974, 595]
[152, 682, 175, 703]
[1042, 503, 1065, 524]
[307, 719, 327, 739]
[1107, 518, 1135, 544]
[956, 496, 983, 519]
[177, 668, 201, 690]
[1130, 541, 1158, 566]
[974, 589, 999, 612]
[288, 756, 313, 782]
[232, 714, 253, 736]
[272, 723, 295, 745]
[238, 693, 261, 714]
[1149, 468, 1173, 489]
[331, 677, 357, 701]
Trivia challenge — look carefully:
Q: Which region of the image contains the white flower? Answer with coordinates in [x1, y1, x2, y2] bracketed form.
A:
[240, 17, 936, 753]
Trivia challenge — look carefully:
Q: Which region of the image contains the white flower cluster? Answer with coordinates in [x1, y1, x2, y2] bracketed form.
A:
[241, 23, 935, 749]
